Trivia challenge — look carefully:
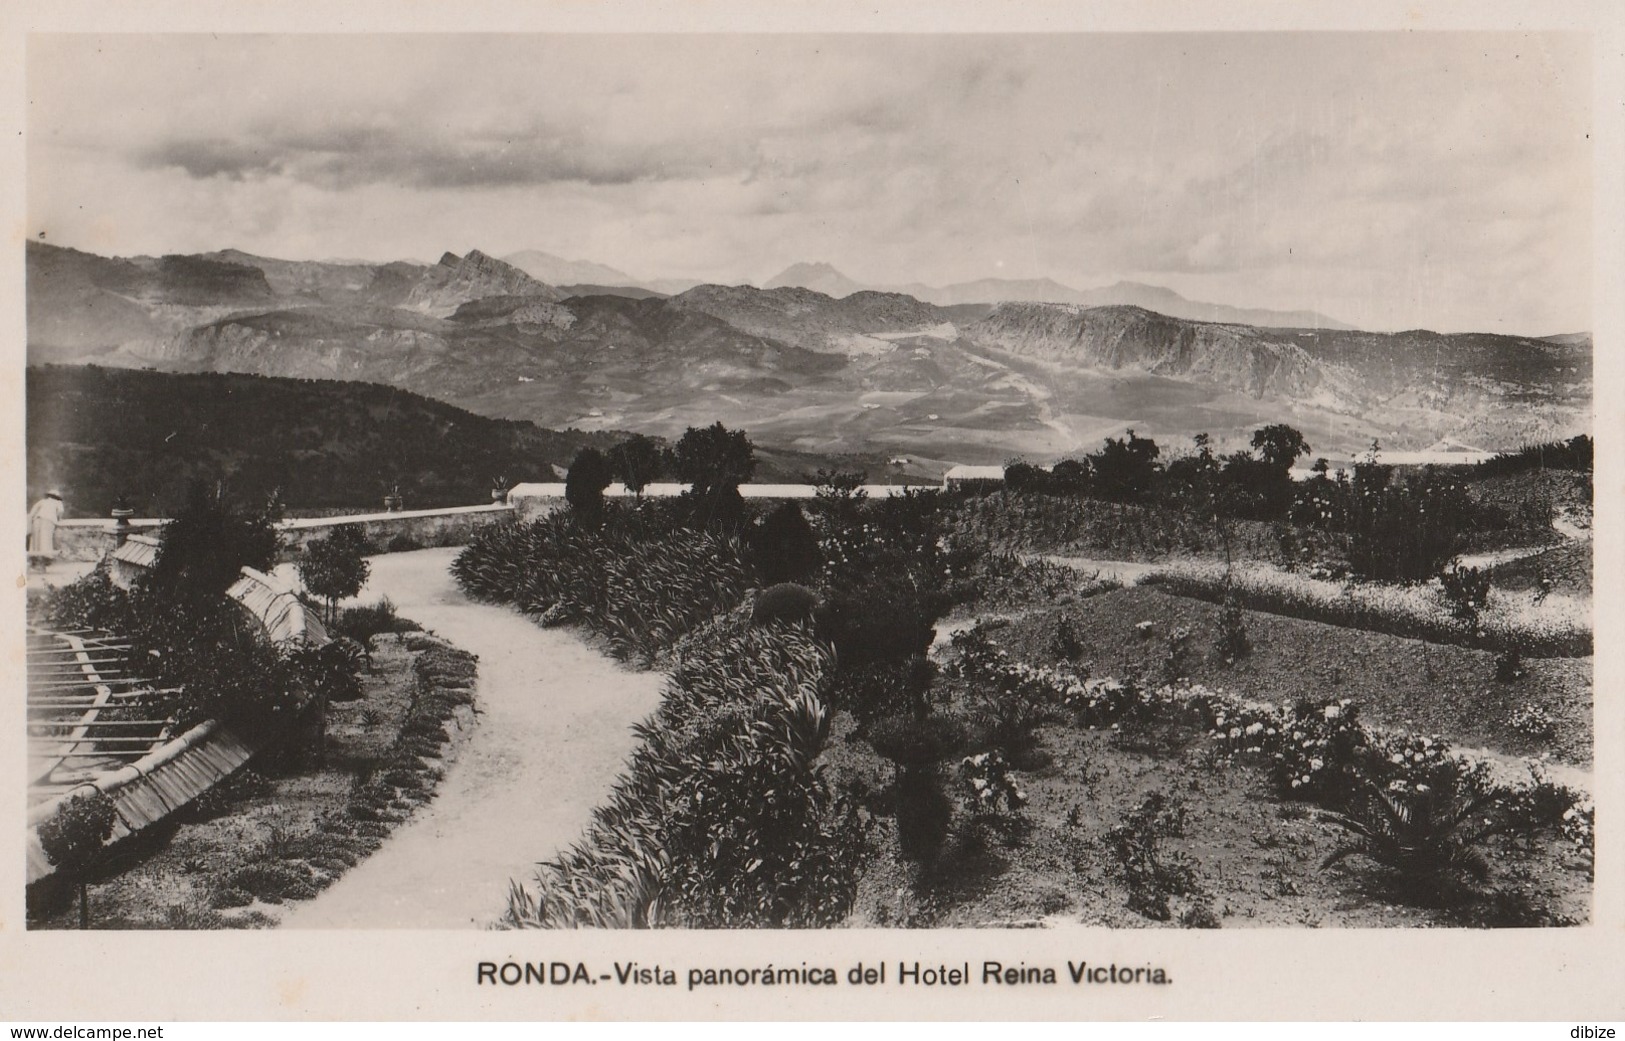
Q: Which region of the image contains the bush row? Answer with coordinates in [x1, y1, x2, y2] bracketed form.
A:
[505, 613, 865, 928]
[1143, 562, 1590, 658]
[209, 635, 478, 912]
[452, 511, 754, 665]
[946, 492, 1345, 566]
[945, 631, 1593, 866]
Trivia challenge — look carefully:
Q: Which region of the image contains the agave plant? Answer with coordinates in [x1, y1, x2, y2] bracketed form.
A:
[1320, 780, 1511, 903]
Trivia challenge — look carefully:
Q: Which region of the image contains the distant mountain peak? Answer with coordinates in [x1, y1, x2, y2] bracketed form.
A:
[501, 249, 642, 291]
[762, 262, 867, 298]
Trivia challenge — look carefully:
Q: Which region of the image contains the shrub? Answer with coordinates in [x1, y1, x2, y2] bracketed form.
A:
[958, 751, 1026, 815]
[453, 512, 754, 664]
[894, 765, 952, 863]
[335, 597, 423, 653]
[1103, 792, 1202, 922]
[1213, 593, 1251, 664]
[831, 655, 938, 723]
[1439, 563, 1492, 625]
[565, 447, 614, 519]
[750, 583, 818, 629]
[1505, 702, 1554, 740]
[507, 623, 863, 928]
[1320, 780, 1509, 905]
[1050, 612, 1086, 661]
[751, 502, 821, 585]
[1345, 466, 1472, 583]
[1495, 648, 1527, 683]
[288, 638, 366, 703]
[868, 713, 966, 768]
[38, 790, 119, 928]
[145, 481, 280, 604]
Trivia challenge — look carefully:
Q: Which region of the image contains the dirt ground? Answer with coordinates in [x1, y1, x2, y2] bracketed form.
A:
[981, 586, 1592, 767]
[278, 548, 665, 928]
[827, 581, 1593, 930]
[833, 719, 1592, 929]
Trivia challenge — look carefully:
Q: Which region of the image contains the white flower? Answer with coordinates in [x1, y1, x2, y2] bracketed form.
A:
[1324, 706, 1341, 721]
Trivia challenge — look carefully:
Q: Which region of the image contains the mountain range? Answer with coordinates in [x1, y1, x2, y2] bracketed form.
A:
[761, 261, 1353, 329]
[26, 240, 1591, 466]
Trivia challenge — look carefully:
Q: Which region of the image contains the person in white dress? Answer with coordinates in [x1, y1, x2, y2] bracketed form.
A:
[27, 490, 64, 572]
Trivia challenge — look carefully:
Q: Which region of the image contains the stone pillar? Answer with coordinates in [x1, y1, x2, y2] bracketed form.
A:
[111, 506, 134, 547]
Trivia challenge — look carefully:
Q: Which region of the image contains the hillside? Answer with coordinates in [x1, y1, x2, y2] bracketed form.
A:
[25, 365, 926, 515]
[26, 242, 1592, 464]
[24, 365, 623, 515]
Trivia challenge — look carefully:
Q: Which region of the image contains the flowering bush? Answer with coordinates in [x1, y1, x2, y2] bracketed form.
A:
[958, 751, 1026, 815]
[1506, 702, 1556, 741]
[1561, 803, 1594, 866]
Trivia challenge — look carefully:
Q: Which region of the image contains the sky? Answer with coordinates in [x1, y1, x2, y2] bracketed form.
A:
[27, 32, 1592, 334]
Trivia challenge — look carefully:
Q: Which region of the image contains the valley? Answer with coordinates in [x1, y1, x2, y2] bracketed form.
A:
[27, 241, 1592, 468]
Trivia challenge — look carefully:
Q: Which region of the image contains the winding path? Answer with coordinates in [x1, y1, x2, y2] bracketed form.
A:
[277, 548, 665, 929]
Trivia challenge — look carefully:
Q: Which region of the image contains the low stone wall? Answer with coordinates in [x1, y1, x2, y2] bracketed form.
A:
[505, 482, 920, 523]
[55, 504, 517, 563]
[278, 503, 514, 558]
[56, 519, 163, 562]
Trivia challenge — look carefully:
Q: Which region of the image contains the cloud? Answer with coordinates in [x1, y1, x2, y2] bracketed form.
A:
[27, 32, 1592, 333]
[133, 119, 764, 191]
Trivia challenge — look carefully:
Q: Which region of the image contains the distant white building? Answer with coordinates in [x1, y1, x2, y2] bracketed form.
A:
[941, 464, 1008, 491]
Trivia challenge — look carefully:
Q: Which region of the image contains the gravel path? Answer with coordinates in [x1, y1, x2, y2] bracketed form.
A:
[277, 548, 664, 929]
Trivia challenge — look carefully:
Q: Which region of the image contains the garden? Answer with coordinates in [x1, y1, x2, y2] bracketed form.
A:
[453, 424, 1593, 929]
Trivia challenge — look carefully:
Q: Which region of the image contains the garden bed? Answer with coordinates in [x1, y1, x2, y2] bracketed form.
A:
[1144, 561, 1590, 658]
[986, 586, 1592, 765]
[25, 633, 477, 929]
[831, 717, 1590, 929]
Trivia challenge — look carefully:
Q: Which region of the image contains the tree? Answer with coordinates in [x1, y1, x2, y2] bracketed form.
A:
[1087, 430, 1161, 503]
[38, 790, 118, 929]
[751, 501, 822, 585]
[146, 481, 280, 605]
[610, 434, 664, 498]
[297, 524, 371, 626]
[564, 447, 614, 519]
[673, 422, 756, 529]
[1251, 424, 1312, 470]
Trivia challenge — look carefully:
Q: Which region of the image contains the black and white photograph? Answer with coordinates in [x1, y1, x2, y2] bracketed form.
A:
[3, 4, 1622, 1024]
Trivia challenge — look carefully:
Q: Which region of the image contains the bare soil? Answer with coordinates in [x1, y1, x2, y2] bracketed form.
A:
[826, 581, 1593, 930]
[985, 586, 1592, 766]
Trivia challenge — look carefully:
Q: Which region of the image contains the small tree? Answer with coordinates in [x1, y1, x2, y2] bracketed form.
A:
[146, 481, 280, 604]
[1251, 423, 1312, 470]
[751, 501, 822, 585]
[565, 447, 615, 520]
[38, 790, 118, 929]
[673, 422, 756, 529]
[610, 434, 664, 498]
[1087, 430, 1161, 503]
[297, 524, 372, 626]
